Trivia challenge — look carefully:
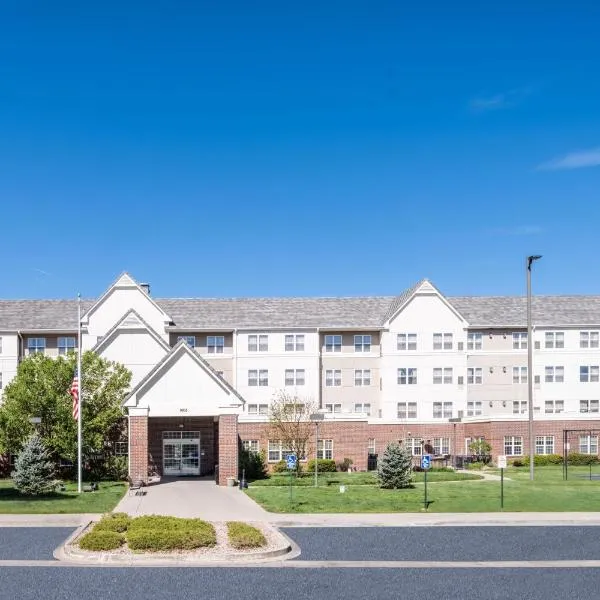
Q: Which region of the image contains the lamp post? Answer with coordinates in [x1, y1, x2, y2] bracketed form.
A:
[310, 412, 325, 488]
[527, 254, 542, 481]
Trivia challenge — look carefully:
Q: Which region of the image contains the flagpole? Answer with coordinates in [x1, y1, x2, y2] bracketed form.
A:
[77, 293, 82, 494]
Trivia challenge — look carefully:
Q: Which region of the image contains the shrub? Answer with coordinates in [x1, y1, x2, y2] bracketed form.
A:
[519, 454, 564, 467]
[306, 459, 337, 473]
[11, 433, 55, 496]
[79, 530, 124, 551]
[272, 460, 302, 474]
[94, 512, 131, 533]
[567, 453, 600, 466]
[127, 528, 216, 551]
[239, 447, 268, 480]
[511, 459, 525, 467]
[128, 515, 213, 533]
[377, 442, 413, 489]
[226, 522, 267, 549]
[467, 461, 484, 470]
[337, 458, 353, 472]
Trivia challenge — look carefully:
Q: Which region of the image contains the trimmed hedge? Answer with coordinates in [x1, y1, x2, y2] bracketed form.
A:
[94, 512, 131, 533]
[226, 521, 267, 549]
[128, 515, 212, 533]
[127, 528, 216, 551]
[306, 459, 337, 473]
[79, 530, 124, 551]
[512, 454, 599, 467]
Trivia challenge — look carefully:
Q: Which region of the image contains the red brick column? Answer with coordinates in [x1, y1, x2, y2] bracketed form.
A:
[129, 415, 149, 482]
[218, 414, 239, 485]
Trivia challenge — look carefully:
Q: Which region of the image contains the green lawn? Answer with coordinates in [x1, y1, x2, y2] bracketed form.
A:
[246, 466, 600, 513]
[0, 479, 127, 514]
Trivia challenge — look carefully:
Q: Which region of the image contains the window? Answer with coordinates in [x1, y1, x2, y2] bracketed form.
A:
[513, 366, 528, 384]
[325, 403, 342, 413]
[467, 401, 482, 416]
[248, 370, 269, 386]
[579, 435, 599, 455]
[0, 336, 2, 353]
[580, 331, 600, 349]
[513, 401, 527, 414]
[433, 368, 453, 384]
[354, 403, 371, 415]
[285, 369, 305, 386]
[0, 373, 2, 390]
[580, 366, 600, 383]
[512, 332, 527, 349]
[354, 335, 371, 353]
[397, 368, 417, 385]
[467, 368, 482, 384]
[406, 438, 422, 456]
[580, 400, 600, 414]
[368, 438, 376, 454]
[433, 402, 453, 418]
[397, 402, 417, 419]
[536, 436, 554, 455]
[207, 336, 224, 354]
[545, 332, 564, 349]
[433, 333, 453, 350]
[325, 335, 342, 352]
[317, 439, 333, 460]
[242, 440, 259, 453]
[57, 336, 76, 355]
[354, 369, 371, 386]
[325, 369, 342, 387]
[545, 366, 564, 383]
[114, 441, 128, 456]
[248, 403, 269, 415]
[248, 334, 268, 352]
[267, 440, 295, 462]
[467, 333, 483, 350]
[397, 333, 417, 351]
[27, 338, 46, 355]
[433, 437, 450, 455]
[177, 335, 196, 348]
[285, 334, 305, 351]
[504, 436, 523, 456]
[544, 400, 564, 414]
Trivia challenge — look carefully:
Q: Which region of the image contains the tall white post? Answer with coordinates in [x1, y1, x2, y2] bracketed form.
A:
[77, 294, 83, 494]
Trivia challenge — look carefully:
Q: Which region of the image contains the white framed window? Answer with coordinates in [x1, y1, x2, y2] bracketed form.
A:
[114, 441, 128, 456]
[545, 331, 564, 349]
[545, 366, 564, 383]
[397, 333, 417, 351]
[285, 334, 305, 351]
[242, 440, 260, 453]
[0, 336, 2, 354]
[325, 403, 342, 413]
[248, 403, 269, 415]
[397, 402, 417, 419]
[504, 436, 523, 456]
[512, 332, 527, 349]
[433, 402, 453, 418]
[544, 400, 564, 414]
[248, 334, 268, 352]
[406, 438, 422, 456]
[354, 402, 371, 415]
[285, 369, 305, 386]
[325, 335, 342, 352]
[580, 366, 600, 383]
[467, 368, 482, 384]
[207, 336, 224, 354]
[579, 435, 599, 455]
[27, 338, 46, 355]
[513, 401, 527, 414]
[580, 331, 600, 349]
[467, 332, 483, 350]
[368, 438, 376, 454]
[57, 336, 76, 355]
[433, 368, 453, 384]
[397, 368, 417, 385]
[0, 373, 2, 389]
[354, 369, 371, 386]
[317, 439, 333, 460]
[580, 400, 600, 414]
[433, 437, 450, 455]
[354, 335, 372, 353]
[513, 366, 528, 384]
[467, 401, 482, 416]
[248, 370, 269, 386]
[325, 369, 341, 387]
[535, 436, 554, 455]
[177, 335, 196, 348]
[433, 333, 453, 350]
[268, 440, 295, 462]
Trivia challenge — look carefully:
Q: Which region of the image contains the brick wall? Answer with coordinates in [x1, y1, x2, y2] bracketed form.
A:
[218, 414, 239, 485]
[129, 415, 148, 482]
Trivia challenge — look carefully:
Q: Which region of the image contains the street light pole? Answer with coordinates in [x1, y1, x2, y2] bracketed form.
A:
[527, 255, 542, 482]
[314, 421, 319, 488]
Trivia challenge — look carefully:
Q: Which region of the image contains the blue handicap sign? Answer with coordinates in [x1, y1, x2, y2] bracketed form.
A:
[286, 454, 297, 470]
[421, 454, 432, 470]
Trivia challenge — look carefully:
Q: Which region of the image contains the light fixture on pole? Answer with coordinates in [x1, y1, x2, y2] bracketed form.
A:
[527, 254, 542, 481]
[310, 412, 325, 488]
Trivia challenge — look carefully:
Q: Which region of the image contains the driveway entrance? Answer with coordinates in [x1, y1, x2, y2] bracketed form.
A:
[162, 431, 200, 476]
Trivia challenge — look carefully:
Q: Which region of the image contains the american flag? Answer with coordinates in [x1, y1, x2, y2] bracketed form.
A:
[70, 368, 79, 420]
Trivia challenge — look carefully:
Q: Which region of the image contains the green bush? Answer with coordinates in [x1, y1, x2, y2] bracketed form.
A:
[337, 458, 353, 472]
[239, 447, 268, 480]
[567, 453, 600, 466]
[511, 459, 525, 467]
[94, 512, 131, 533]
[519, 454, 564, 467]
[467, 461, 484, 470]
[226, 521, 267, 549]
[306, 459, 337, 473]
[127, 528, 216, 551]
[78, 530, 124, 551]
[271, 460, 302, 474]
[128, 515, 213, 533]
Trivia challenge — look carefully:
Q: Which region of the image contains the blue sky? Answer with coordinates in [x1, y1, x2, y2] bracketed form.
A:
[1, 1, 599, 299]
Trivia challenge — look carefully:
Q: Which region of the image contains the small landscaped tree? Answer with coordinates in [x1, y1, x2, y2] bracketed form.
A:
[11, 433, 55, 496]
[468, 438, 492, 464]
[377, 442, 413, 489]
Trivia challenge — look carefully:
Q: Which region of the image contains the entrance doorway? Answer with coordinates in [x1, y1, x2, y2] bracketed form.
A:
[162, 431, 200, 476]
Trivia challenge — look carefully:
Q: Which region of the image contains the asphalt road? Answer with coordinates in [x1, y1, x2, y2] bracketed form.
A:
[283, 526, 600, 562]
[0, 528, 74, 560]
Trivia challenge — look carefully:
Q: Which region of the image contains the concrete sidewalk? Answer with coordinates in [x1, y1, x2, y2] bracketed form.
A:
[0, 514, 99, 527]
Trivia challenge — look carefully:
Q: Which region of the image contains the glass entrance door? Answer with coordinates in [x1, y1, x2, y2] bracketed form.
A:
[162, 432, 201, 476]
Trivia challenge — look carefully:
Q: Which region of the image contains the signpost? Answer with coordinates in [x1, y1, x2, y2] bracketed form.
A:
[421, 454, 431, 510]
[497, 455, 507, 510]
[286, 454, 297, 507]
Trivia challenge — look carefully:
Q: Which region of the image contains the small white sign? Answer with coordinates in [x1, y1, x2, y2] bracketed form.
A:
[497, 455, 507, 469]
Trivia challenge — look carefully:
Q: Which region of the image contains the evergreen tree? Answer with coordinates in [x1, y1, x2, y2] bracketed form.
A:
[377, 442, 413, 489]
[11, 433, 56, 496]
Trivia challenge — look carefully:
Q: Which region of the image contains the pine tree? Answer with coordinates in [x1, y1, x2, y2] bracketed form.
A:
[377, 442, 413, 489]
[11, 433, 56, 496]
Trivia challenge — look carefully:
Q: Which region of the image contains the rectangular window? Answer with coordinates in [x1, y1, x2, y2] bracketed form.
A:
[325, 335, 342, 352]
[317, 439, 333, 460]
[580, 366, 600, 383]
[545, 366, 565, 383]
[443, 368, 453, 384]
[354, 403, 371, 415]
[579, 435, 599, 455]
[406, 438, 423, 456]
[467, 332, 483, 350]
[354, 369, 371, 386]
[467, 368, 483, 384]
[285, 369, 305, 386]
[580, 331, 600, 349]
[248, 334, 268, 352]
[0, 336, 2, 354]
[513, 366, 528, 384]
[325, 369, 342, 387]
[433, 402, 453, 418]
[504, 436, 523, 456]
[247, 403, 269, 415]
[268, 440, 293, 462]
[27, 338, 46, 355]
[433, 333, 453, 350]
[177, 335, 196, 348]
[545, 331, 565, 349]
[544, 400, 564, 414]
[248, 370, 269, 387]
[368, 438, 376, 454]
[0, 372, 2, 389]
[580, 400, 600, 414]
[512, 401, 527, 414]
[397, 368, 417, 385]
[433, 437, 450, 455]
[207, 336, 224, 354]
[325, 403, 342, 413]
[242, 440, 260, 453]
[285, 334, 305, 351]
[512, 332, 528, 349]
[114, 441, 128, 456]
[535, 436, 554, 455]
[433, 368, 442, 384]
[467, 401, 482, 416]
[397, 402, 417, 419]
[57, 336, 76, 355]
[397, 333, 417, 351]
[354, 335, 372, 353]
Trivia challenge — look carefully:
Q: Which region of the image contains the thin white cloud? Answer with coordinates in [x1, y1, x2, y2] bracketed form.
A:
[469, 87, 531, 112]
[490, 225, 544, 236]
[31, 267, 52, 276]
[537, 148, 600, 171]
